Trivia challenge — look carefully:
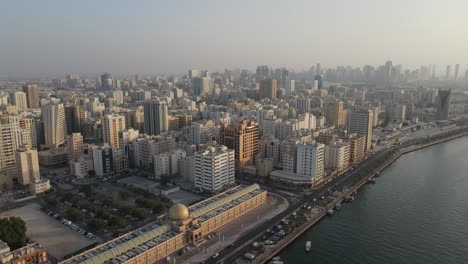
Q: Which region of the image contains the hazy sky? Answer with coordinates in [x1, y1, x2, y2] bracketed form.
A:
[1, 0, 468, 78]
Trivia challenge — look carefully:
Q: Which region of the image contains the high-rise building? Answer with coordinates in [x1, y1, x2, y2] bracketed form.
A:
[0, 115, 23, 169]
[445, 65, 451, 80]
[100, 73, 113, 89]
[103, 114, 126, 148]
[22, 84, 40, 109]
[259, 79, 277, 100]
[19, 117, 37, 149]
[220, 120, 259, 171]
[113, 90, 124, 105]
[66, 133, 83, 161]
[324, 141, 349, 171]
[454, 64, 460, 80]
[286, 79, 295, 96]
[348, 109, 373, 151]
[16, 146, 40, 186]
[296, 142, 325, 182]
[92, 144, 113, 177]
[388, 104, 406, 121]
[323, 100, 345, 127]
[10, 92, 28, 110]
[144, 100, 168, 135]
[194, 144, 235, 193]
[65, 105, 85, 135]
[41, 102, 66, 148]
[436, 89, 451, 120]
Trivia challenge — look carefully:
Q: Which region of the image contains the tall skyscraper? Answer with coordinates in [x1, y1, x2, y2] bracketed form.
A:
[143, 100, 168, 135]
[194, 144, 235, 193]
[436, 89, 451, 120]
[10, 92, 28, 110]
[100, 73, 113, 89]
[16, 146, 40, 186]
[0, 115, 23, 169]
[259, 79, 277, 100]
[66, 133, 83, 161]
[323, 100, 345, 127]
[22, 84, 40, 109]
[454, 64, 460, 80]
[296, 142, 325, 182]
[219, 120, 259, 171]
[445, 65, 451, 80]
[286, 79, 295, 96]
[65, 105, 85, 135]
[348, 109, 373, 151]
[19, 117, 37, 149]
[41, 102, 66, 148]
[103, 114, 126, 148]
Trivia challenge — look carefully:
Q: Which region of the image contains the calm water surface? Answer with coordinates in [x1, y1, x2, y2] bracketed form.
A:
[280, 136, 468, 264]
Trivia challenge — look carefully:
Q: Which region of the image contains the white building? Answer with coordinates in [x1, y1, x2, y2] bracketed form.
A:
[113, 90, 124, 105]
[154, 150, 187, 179]
[194, 145, 235, 193]
[324, 141, 349, 171]
[296, 142, 325, 182]
[16, 146, 40, 185]
[92, 144, 113, 177]
[41, 102, 66, 148]
[0, 115, 23, 169]
[10, 92, 28, 110]
[179, 156, 195, 183]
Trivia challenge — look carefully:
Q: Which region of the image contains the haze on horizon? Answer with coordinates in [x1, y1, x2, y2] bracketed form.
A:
[1, 0, 468, 78]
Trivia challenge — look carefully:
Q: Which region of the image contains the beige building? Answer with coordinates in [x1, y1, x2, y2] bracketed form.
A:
[29, 178, 51, 194]
[103, 114, 126, 148]
[10, 92, 28, 111]
[256, 156, 274, 177]
[16, 146, 40, 185]
[323, 100, 345, 127]
[38, 147, 68, 166]
[66, 133, 83, 161]
[348, 109, 373, 151]
[220, 120, 259, 171]
[41, 102, 66, 149]
[259, 79, 277, 100]
[347, 133, 366, 162]
[61, 184, 267, 264]
[22, 84, 40, 109]
[324, 140, 350, 171]
[0, 115, 22, 170]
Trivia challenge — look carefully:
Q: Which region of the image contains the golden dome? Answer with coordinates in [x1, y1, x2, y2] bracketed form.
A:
[168, 203, 190, 221]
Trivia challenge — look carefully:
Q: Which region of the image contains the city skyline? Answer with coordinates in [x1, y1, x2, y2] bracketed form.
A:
[2, 0, 468, 78]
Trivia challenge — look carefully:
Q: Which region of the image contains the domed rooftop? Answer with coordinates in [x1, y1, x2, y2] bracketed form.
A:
[168, 203, 190, 221]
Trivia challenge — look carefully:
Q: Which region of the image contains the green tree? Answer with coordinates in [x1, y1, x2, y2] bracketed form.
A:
[88, 218, 105, 231]
[0, 217, 27, 249]
[109, 216, 128, 228]
[119, 191, 129, 200]
[131, 208, 149, 220]
[103, 196, 117, 207]
[79, 185, 95, 198]
[152, 201, 166, 214]
[65, 207, 83, 222]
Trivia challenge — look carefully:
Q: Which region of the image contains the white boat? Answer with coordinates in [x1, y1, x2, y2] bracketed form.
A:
[305, 241, 311, 252]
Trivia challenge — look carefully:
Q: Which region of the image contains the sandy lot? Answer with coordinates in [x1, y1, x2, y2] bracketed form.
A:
[0, 202, 95, 260]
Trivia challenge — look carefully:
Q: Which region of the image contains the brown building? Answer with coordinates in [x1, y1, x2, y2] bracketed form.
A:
[22, 84, 40, 109]
[347, 133, 366, 162]
[0, 242, 48, 264]
[168, 116, 179, 131]
[323, 100, 345, 128]
[220, 120, 259, 171]
[177, 114, 192, 128]
[65, 105, 85, 135]
[259, 79, 277, 100]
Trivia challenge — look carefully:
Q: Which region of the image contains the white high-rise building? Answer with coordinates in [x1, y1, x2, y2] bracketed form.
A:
[324, 141, 349, 171]
[154, 149, 186, 179]
[103, 114, 125, 148]
[348, 109, 373, 151]
[194, 145, 235, 193]
[67, 133, 83, 161]
[296, 142, 325, 182]
[113, 90, 124, 105]
[41, 102, 66, 148]
[285, 79, 295, 96]
[118, 128, 139, 156]
[0, 115, 23, 169]
[16, 146, 40, 185]
[11, 92, 28, 110]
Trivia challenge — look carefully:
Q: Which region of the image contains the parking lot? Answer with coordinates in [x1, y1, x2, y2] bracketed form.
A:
[0, 203, 97, 260]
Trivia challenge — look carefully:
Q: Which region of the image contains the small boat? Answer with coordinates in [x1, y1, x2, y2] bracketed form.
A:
[367, 178, 376, 184]
[305, 241, 312, 252]
[345, 196, 355, 202]
[335, 203, 341, 210]
[327, 209, 334, 216]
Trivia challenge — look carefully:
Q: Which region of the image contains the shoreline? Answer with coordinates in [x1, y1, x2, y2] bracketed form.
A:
[257, 129, 468, 264]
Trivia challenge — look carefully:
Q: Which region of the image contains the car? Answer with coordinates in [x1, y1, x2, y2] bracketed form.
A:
[212, 253, 219, 259]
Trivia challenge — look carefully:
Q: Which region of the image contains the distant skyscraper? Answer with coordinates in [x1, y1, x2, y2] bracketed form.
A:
[436, 89, 451, 120]
[219, 120, 259, 171]
[22, 84, 40, 109]
[143, 100, 168, 135]
[323, 100, 345, 127]
[445, 65, 451, 80]
[259, 79, 277, 100]
[314, 74, 323, 89]
[188, 69, 200, 78]
[100, 73, 113, 89]
[10, 92, 28, 110]
[256, 65, 270, 80]
[0, 115, 22, 169]
[41, 102, 66, 148]
[348, 109, 373, 151]
[286, 79, 295, 96]
[65, 105, 85, 135]
[16, 146, 40, 186]
[454, 64, 460, 80]
[103, 114, 126, 148]
[316, 63, 321, 75]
